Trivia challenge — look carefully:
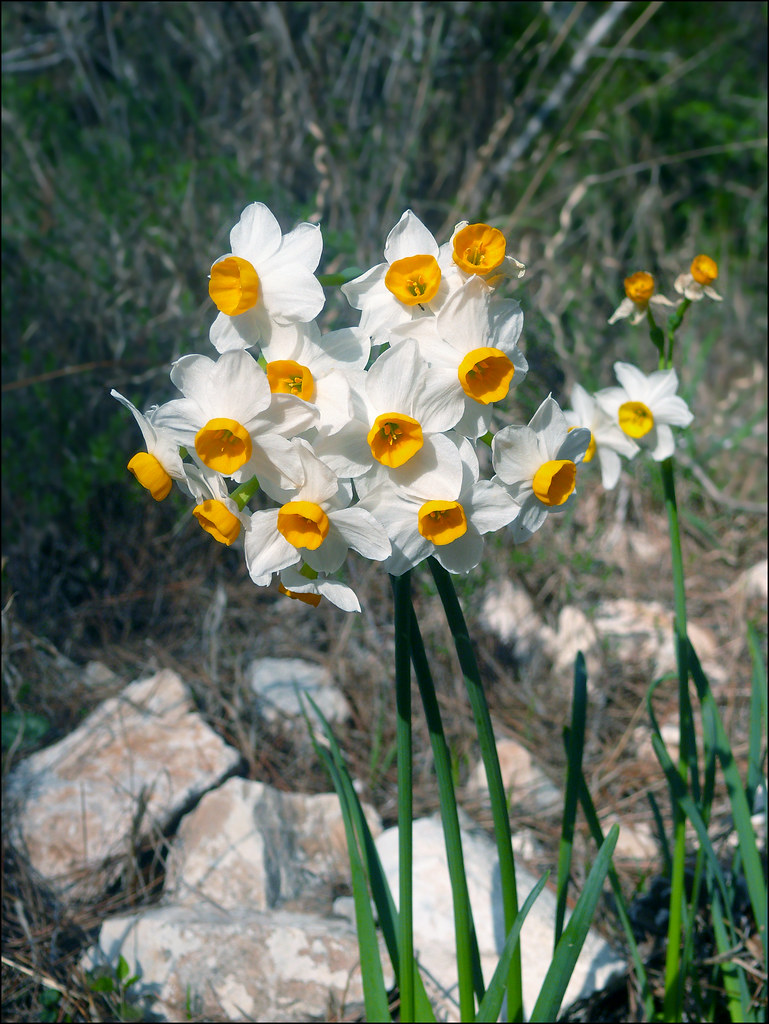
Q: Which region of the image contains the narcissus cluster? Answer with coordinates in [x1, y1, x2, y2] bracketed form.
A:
[113, 204, 695, 611]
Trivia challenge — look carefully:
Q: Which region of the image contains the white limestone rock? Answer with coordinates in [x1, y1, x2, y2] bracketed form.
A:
[248, 657, 351, 725]
[6, 669, 240, 901]
[164, 776, 382, 910]
[375, 816, 625, 1021]
[593, 598, 727, 687]
[83, 903, 381, 1022]
[465, 737, 561, 814]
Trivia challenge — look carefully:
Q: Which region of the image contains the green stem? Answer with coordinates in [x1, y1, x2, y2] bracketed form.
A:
[230, 474, 260, 509]
[665, 298, 691, 367]
[428, 558, 524, 1022]
[391, 573, 415, 1022]
[660, 455, 695, 1022]
[408, 601, 484, 1018]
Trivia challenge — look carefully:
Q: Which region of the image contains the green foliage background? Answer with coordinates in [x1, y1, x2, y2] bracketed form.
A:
[2, 0, 766, 642]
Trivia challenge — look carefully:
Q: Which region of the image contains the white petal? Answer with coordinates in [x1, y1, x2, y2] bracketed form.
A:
[529, 395, 568, 458]
[511, 496, 547, 543]
[210, 350, 272, 421]
[261, 264, 325, 325]
[649, 423, 675, 461]
[557, 426, 591, 463]
[614, 361, 652, 399]
[314, 326, 371, 372]
[244, 509, 296, 582]
[433, 527, 484, 575]
[341, 263, 386, 311]
[492, 425, 541, 485]
[230, 203, 282, 264]
[327, 508, 391, 561]
[366, 338, 424, 416]
[274, 222, 323, 273]
[465, 480, 519, 534]
[653, 395, 693, 428]
[384, 210, 439, 263]
[209, 310, 260, 352]
[608, 297, 634, 324]
[597, 448, 622, 490]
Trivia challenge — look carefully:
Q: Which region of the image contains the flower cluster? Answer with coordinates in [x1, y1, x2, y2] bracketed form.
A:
[562, 257, 707, 489]
[113, 205, 696, 611]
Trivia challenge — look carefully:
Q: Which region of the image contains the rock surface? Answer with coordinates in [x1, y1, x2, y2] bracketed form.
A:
[248, 656, 351, 725]
[465, 736, 561, 813]
[84, 904, 376, 1022]
[6, 669, 240, 901]
[164, 775, 381, 911]
[375, 816, 625, 1021]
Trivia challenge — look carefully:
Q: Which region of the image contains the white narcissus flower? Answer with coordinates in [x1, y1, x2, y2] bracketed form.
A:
[244, 440, 391, 587]
[608, 271, 676, 325]
[208, 202, 325, 351]
[179, 463, 251, 547]
[564, 383, 639, 491]
[674, 254, 722, 302]
[312, 337, 464, 494]
[278, 565, 362, 613]
[359, 434, 519, 576]
[258, 320, 370, 436]
[341, 210, 450, 340]
[595, 362, 694, 462]
[492, 396, 591, 544]
[110, 389, 187, 500]
[151, 349, 317, 492]
[439, 220, 525, 294]
[391, 275, 527, 439]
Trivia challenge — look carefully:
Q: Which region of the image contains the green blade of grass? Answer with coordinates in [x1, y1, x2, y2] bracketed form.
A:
[564, 728, 655, 1020]
[391, 571, 415, 1022]
[409, 601, 485, 1017]
[475, 873, 550, 1023]
[687, 638, 768, 963]
[303, 699, 392, 1022]
[747, 623, 767, 810]
[428, 557, 523, 1022]
[555, 651, 588, 949]
[650, 731, 756, 1021]
[529, 824, 620, 1023]
[711, 885, 756, 1022]
[303, 693, 437, 1022]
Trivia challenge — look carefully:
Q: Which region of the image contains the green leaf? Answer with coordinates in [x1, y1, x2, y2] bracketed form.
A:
[88, 974, 116, 994]
[688, 638, 767, 961]
[2, 711, 50, 750]
[302, 693, 436, 1022]
[302, 698, 392, 1023]
[529, 824, 619, 1023]
[116, 954, 130, 983]
[747, 623, 767, 808]
[475, 873, 549, 1023]
[40, 987, 62, 1008]
[555, 652, 587, 948]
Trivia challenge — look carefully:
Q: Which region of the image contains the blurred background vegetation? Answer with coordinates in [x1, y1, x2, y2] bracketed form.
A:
[2, 0, 766, 651]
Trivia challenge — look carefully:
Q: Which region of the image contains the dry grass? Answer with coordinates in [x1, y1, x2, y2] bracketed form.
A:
[2, 2, 766, 1020]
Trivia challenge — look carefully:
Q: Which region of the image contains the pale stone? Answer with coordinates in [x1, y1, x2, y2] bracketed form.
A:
[466, 737, 561, 813]
[604, 819, 658, 863]
[375, 816, 625, 1020]
[248, 657, 351, 725]
[734, 559, 768, 604]
[593, 598, 726, 687]
[480, 580, 546, 663]
[550, 605, 602, 694]
[6, 670, 240, 901]
[83, 904, 381, 1022]
[164, 776, 382, 910]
